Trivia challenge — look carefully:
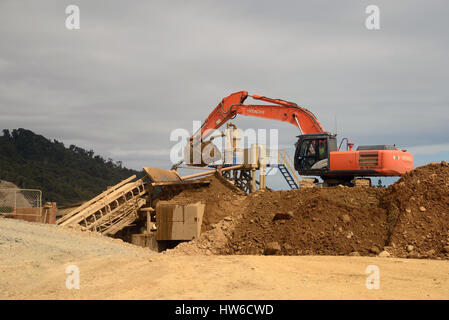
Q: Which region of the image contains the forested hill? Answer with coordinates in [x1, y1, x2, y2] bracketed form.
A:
[0, 128, 141, 205]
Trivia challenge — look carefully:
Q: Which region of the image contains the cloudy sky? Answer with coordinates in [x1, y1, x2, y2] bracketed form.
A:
[1, 1, 448, 188]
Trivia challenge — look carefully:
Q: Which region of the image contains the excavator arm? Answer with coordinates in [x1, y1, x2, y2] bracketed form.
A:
[191, 91, 325, 143]
[173, 90, 326, 169]
[178, 91, 413, 181]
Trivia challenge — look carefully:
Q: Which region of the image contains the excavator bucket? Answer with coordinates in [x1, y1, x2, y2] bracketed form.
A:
[184, 140, 222, 167]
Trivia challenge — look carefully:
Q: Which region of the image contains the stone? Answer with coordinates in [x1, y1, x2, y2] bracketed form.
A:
[378, 250, 390, 258]
[407, 252, 418, 259]
[370, 246, 381, 254]
[349, 251, 360, 256]
[346, 231, 354, 239]
[341, 214, 351, 223]
[406, 245, 414, 252]
[273, 211, 294, 221]
[443, 246, 449, 254]
[247, 247, 259, 255]
[405, 208, 411, 213]
[264, 242, 281, 255]
[419, 206, 426, 212]
[224, 216, 232, 221]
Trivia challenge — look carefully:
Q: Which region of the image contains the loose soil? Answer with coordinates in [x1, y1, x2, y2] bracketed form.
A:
[223, 187, 387, 256]
[383, 161, 449, 258]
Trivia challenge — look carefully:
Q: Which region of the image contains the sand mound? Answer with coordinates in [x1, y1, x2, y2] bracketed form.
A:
[382, 161, 449, 258]
[222, 187, 387, 256]
[0, 180, 32, 208]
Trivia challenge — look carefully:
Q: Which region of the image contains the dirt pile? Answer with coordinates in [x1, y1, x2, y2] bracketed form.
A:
[222, 187, 388, 256]
[166, 162, 449, 259]
[0, 180, 32, 208]
[382, 162, 449, 258]
[0, 180, 18, 189]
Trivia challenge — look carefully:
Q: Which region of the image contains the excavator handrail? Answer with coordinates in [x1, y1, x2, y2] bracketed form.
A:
[278, 149, 302, 186]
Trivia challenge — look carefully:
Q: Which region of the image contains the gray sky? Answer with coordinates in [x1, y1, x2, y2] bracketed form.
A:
[1, 0, 448, 188]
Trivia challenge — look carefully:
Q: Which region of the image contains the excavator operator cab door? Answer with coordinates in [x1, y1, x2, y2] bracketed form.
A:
[294, 133, 336, 175]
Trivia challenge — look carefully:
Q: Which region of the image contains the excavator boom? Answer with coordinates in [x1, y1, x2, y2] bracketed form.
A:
[191, 91, 324, 143]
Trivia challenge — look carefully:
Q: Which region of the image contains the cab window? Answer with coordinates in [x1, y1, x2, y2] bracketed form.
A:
[297, 138, 328, 170]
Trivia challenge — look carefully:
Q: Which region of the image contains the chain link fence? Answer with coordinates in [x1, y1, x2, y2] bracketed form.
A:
[0, 189, 42, 216]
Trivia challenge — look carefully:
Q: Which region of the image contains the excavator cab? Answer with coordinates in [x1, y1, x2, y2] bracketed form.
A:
[294, 133, 337, 175]
[294, 132, 413, 185]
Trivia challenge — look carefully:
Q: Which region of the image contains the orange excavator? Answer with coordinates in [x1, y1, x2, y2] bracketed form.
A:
[179, 91, 413, 185]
